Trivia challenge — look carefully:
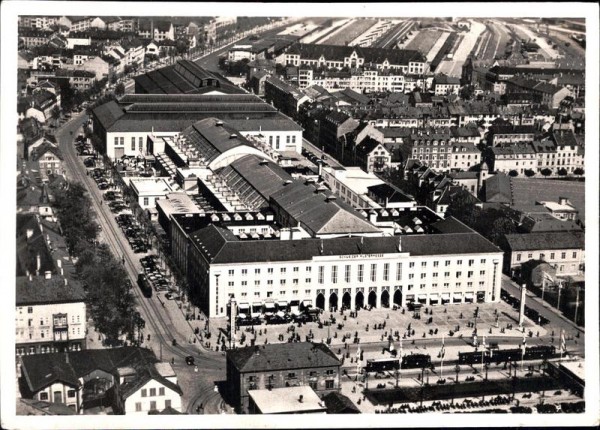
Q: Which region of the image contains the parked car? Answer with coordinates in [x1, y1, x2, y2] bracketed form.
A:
[185, 356, 195, 365]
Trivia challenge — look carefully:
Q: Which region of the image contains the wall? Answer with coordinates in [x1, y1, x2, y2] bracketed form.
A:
[123, 379, 182, 415]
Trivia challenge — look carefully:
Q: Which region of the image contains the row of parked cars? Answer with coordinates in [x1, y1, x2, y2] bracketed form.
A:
[115, 213, 149, 254]
[140, 255, 174, 295]
[75, 135, 94, 156]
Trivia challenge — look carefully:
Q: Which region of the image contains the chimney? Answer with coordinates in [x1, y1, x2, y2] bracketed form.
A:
[44, 271, 52, 280]
[64, 278, 68, 286]
[65, 352, 69, 364]
[558, 197, 568, 205]
[36, 254, 41, 275]
[216, 120, 224, 127]
[29, 273, 33, 282]
[298, 395, 304, 403]
[230, 134, 237, 139]
[26, 229, 34, 240]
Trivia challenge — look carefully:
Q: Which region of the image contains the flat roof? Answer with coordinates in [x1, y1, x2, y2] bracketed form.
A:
[248, 386, 326, 414]
[560, 360, 585, 382]
[130, 177, 175, 195]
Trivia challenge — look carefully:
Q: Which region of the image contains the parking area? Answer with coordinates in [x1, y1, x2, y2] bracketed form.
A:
[115, 213, 150, 254]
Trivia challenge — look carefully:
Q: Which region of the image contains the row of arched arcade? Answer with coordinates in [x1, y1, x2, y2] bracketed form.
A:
[314, 289, 403, 312]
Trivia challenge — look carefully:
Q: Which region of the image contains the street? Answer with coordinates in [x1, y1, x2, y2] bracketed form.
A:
[54, 114, 231, 415]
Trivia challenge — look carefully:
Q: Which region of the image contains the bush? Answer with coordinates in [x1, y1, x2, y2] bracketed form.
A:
[540, 168, 552, 177]
[524, 169, 535, 177]
[557, 168, 568, 176]
[508, 170, 519, 177]
[573, 167, 584, 176]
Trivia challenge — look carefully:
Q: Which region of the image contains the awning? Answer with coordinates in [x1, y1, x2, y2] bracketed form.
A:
[252, 302, 262, 308]
[291, 309, 301, 316]
[405, 295, 415, 301]
[302, 300, 313, 307]
[238, 313, 247, 319]
[442, 293, 451, 299]
[429, 294, 439, 298]
[276, 311, 285, 318]
[278, 301, 288, 307]
[238, 303, 250, 309]
[453, 293, 462, 299]
[265, 302, 276, 309]
[418, 294, 427, 300]
[465, 293, 474, 299]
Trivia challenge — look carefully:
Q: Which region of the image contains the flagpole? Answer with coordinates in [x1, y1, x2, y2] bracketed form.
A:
[481, 336, 485, 374]
[440, 334, 444, 379]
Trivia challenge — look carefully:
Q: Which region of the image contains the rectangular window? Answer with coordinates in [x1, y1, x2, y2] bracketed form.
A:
[433, 261, 439, 268]
[445, 260, 450, 267]
[432, 272, 438, 278]
[480, 270, 485, 276]
[467, 271, 473, 278]
[326, 380, 334, 389]
[468, 259, 474, 266]
[268, 268, 274, 274]
[516, 254, 522, 262]
[280, 267, 286, 274]
[255, 268, 261, 275]
[396, 262, 402, 281]
[28, 307, 33, 314]
[305, 278, 311, 283]
[135, 402, 142, 412]
[149, 388, 156, 397]
[141, 389, 147, 397]
[254, 280, 260, 287]
[561, 252, 566, 259]
[345, 265, 351, 283]
[572, 252, 577, 258]
[131, 137, 135, 151]
[383, 263, 389, 281]
[241, 281, 247, 286]
[68, 389, 76, 398]
[293, 267, 299, 273]
[242, 269, 248, 276]
[228, 269, 234, 276]
[408, 273, 414, 280]
[139, 137, 144, 152]
[358, 264, 364, 282]
[331, 266, 338, 283]
[165, 399, 171, 408]
[150, 401, 156, 411]
[421, 261, 427, 268]
[370, 263, 377, 282]
[114, 137, 119, 147]
[409, 262, 415, 269]
[456, 271, 462, 278]
[143, 197, 149, 206]
[318, 266, 324, 284]
[457, 260, 462, 266]
[306, 266, 312, 273]
[228, 281, 234, 287]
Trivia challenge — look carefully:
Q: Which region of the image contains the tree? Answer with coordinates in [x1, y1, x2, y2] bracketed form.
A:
[524, 169, 535, 177]
[573, 167, 584, 176]
[508, 170, 519, 177]
[557, 168, 568, 176]
[488, 216, 518, 246]
[540, 168, 552, 177]
[110, 74, 118, 85]
[60, 82, 76, 112]
[114, 82, 125, 96]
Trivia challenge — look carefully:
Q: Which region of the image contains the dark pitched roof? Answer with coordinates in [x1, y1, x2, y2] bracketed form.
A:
[322, 392, 361, 414]
[92, 100, 125, 130]
[20, 347, 182, 397]
[31, 142, 63, 161]
[227, 342, 341, 373]
[505, 231, 584, 252]
[367, 183, 413, 203]
[190, 222, 500, 265]
[16, 276, 85, 306]
[484, 173, 512, 204]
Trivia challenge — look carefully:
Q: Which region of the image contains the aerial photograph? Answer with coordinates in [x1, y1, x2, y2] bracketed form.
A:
[2, 2, 598, 428]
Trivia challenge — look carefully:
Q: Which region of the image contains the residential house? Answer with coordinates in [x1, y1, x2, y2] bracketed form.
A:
[119, 38, 145, 68]
[406, 128, 454, 172]
[58, 16, 93, 33]
[30, 142, 63, 179]
[90, 16, 122, 31]
[505, 77, 571, 109]
[550, 130, 584, 173]
[448, 143, 481, 171]
[433, 74, 460, 95]
[503, 231, 584, 277]
[318, 110, 360, 163]
[485, 143, 537, 175]
[19, 347, 183, 414]
[226, 342, 341, 414]
[18, 29, 50, 48]
[264, 76, 310, 120]
[25, 90, 60, 124]
[355, 137, 392, 173]
[486, 124, 537, 146]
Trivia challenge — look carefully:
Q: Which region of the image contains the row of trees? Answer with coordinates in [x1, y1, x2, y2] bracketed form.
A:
[508, 168, 584, 178]
[50, 181, 137, 346]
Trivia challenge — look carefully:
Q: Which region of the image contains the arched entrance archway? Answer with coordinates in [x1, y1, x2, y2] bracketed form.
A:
[316, 293, 325, 310]
[329, 293, 338, 311]
[355, 291, 364, 310]
[381, 290, 390, 308]
[393, 289, 402, 306]
[368, 290, 377, 308]
[342, 292, 351, 310]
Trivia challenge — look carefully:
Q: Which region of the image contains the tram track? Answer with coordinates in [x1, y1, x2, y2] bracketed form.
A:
[57, 117, 216, 365]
